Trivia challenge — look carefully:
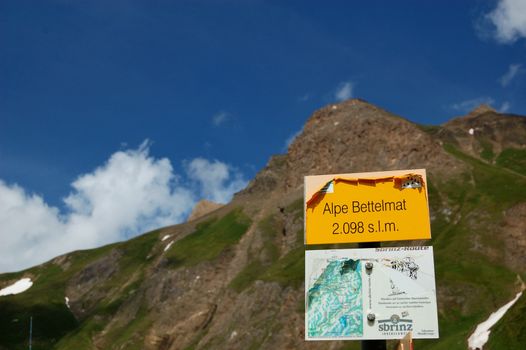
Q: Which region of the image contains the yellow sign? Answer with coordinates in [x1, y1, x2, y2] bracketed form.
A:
[305, 169, 431, 245]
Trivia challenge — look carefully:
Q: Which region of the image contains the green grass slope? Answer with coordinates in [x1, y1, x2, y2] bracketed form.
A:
[414, 144, 526, 350]
[0, 209, 251, 349]
[0, 230, 159, 350]
[486, 292, 526, 350]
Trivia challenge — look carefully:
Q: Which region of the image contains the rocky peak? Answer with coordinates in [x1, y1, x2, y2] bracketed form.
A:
[441, 104, 526, 157]
[187, 200, 224, 222]
[468, 104, 496, 117]
[238, 99, 467, 201]
[283, 99, 463, 190]
[301, 98, 379, 132]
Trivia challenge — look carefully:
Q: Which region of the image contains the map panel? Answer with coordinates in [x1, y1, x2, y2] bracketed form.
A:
[307, 258, 363, 337]
[305, 247, 439, 340]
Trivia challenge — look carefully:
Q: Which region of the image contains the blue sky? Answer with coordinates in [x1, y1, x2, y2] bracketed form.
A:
[1, 0, 525, 272]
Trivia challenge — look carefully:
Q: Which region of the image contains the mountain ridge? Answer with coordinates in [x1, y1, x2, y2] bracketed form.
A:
[1, 99, 525, 350]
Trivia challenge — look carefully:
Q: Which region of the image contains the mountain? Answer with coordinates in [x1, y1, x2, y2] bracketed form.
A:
[1, 99, 525, 350]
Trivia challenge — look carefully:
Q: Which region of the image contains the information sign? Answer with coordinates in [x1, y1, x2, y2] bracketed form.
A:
[305, 169, 431, 245]
[305, 246, 439, 340]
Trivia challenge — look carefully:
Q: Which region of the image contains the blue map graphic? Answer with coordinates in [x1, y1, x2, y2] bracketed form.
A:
[307, 258, 363, 338]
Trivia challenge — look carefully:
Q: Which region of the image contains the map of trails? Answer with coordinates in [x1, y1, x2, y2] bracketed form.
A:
[306, 247, 439, 340]
[307, 258, 363, 338]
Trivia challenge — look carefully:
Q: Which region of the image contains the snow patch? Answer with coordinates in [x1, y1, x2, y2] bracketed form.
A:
[161, 234, 171, 241]
[0, 278, 33, 296]
[468, 291, 523, 349]
[164, 241, 174, 252]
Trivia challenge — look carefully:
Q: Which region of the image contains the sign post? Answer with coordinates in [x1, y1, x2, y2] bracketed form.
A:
[304, 170, 438, 348]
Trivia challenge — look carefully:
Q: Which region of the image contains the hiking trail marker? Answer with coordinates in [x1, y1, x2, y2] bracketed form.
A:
[304, 169, 431, 245]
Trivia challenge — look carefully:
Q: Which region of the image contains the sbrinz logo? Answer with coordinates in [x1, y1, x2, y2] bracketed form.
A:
[378, 314, 413, 332]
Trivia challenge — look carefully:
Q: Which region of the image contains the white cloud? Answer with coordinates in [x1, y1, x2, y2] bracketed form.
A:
[484, 0, 526, 43]
[0, 182, 65, 272]
[212, 111, 230, 126]
[499, 101, 511, 113]
[451, 97, 495, 112]
[500, 63, 523, 86]
[185, 158, 247, 204]
[334, 81, 354, 101]
[0, 142, 246, 273]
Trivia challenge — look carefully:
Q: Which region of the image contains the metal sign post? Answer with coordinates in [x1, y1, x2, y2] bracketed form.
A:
[361, 339, 387, 350]
[29, 316, 32, 350]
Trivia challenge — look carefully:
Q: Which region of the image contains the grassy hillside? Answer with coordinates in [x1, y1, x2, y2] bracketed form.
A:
[415, 144, 526, 350]
[0, 249, 103, 349]
[486, 292, 526, 350]
[0, 209, 251, 350]
[0, 230, 160, 350]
